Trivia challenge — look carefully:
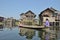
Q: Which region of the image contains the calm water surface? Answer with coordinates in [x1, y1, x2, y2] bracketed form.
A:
[0, 26, 60, 40]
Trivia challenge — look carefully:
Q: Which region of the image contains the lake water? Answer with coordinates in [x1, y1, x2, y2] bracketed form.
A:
[0, 26, 60, 40]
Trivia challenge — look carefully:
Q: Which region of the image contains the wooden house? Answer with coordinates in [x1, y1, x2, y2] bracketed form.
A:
[58, 13, 60, 26]
[20, 10, 36, 25]
[4, 17, 16, 27]
[39, 7, 59, 26]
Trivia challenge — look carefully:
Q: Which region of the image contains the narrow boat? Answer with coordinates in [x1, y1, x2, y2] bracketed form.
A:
[19, 24, 44, 29]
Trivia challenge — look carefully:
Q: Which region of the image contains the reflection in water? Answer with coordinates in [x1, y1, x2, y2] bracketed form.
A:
[19, 28, 35, 40]
[0, 25, 3, 29]
[0, 25, 3, 31]
[19, 27, 58, 40]
[0, 25, 59, 40]
[0, 24, 14, 31]
[4, 23, 17, 30]
[38, 29, 58, 40]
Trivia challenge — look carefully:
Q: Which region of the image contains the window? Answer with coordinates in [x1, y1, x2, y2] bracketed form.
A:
[53, 13, 57, 17]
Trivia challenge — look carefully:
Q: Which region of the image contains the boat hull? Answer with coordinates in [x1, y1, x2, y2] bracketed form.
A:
[19, 25, 44, 29]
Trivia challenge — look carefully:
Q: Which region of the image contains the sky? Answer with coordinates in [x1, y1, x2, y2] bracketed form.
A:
[0, 0, 60, 19]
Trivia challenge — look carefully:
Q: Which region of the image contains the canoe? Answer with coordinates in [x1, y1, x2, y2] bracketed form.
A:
[19, 25, 44, 29]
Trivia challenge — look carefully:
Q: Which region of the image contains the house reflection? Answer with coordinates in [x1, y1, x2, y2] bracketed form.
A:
[19, 28, 35, 40]
[38, 30, 58, 40]
[0, 25, 3, 31]
[19, 27, 58, 40]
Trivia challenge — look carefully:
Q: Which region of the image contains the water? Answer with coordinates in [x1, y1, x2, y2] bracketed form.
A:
[0, 26, 60, 40]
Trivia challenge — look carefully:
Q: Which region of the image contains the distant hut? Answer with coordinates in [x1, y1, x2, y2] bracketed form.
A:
[0, 16, 4, 26]
[4, 17, 16, 27]
[0, 16, 4, 22]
